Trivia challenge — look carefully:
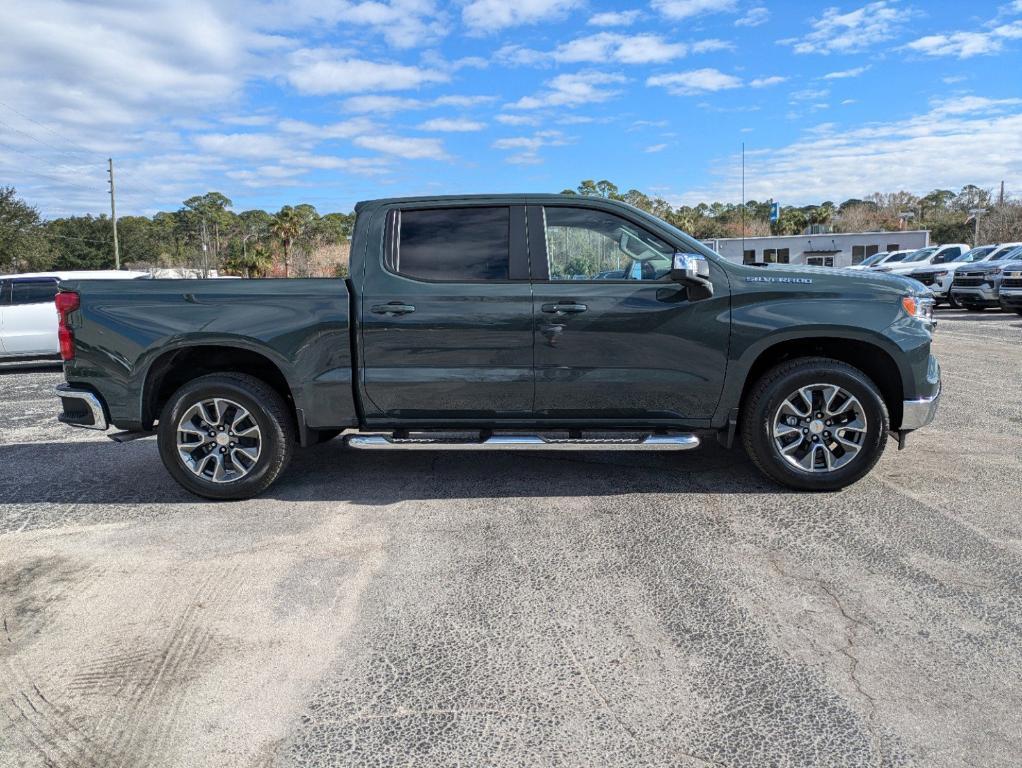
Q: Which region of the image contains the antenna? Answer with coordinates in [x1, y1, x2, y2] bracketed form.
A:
[741, 142, 746, 259]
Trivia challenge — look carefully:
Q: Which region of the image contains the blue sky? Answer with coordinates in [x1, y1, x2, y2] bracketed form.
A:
[1, 0, 1021, 217]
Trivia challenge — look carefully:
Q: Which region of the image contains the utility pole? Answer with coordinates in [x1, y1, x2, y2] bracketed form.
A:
[107, 158, 120, 269]
[968, 208, 985, 247]
[999, 180, 1005, 207]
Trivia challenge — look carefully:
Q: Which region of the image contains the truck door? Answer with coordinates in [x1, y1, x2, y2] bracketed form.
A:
[529, 204, 730, 421]
[359, 204, 535, 421]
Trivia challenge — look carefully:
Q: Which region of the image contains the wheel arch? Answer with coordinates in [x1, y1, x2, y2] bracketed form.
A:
[141, 343, 297, 433]
[725, 334, 906, 431]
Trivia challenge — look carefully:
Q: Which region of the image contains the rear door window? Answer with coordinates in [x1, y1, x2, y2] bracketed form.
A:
[396, 207, 510, 281]
[11, 279, 58, 305]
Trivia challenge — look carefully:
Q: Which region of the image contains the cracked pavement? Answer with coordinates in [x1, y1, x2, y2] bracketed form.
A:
[1, 308, 1021, 767]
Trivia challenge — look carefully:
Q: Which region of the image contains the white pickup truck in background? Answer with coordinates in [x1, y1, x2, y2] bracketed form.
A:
[0, 270, 149, 360]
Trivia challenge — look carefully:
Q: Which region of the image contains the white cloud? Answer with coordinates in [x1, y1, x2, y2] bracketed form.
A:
[823, 65, 870, 79]
[194, 132, 290, 158]
[735, 6, 769, 26]
[781, 1, 910, 54]
[495, 113, 541, 126]
[555, 32, 688, 63]
[905, 21, 1022, 59]
[342, 95, 427, 113]
[653, 0, 738, 20]
[277, 117, 375, 138]
[341, 93, 495, 113]
[691, 39, 734, 53]
[688, 96, 1022, 204]
[462, 0, 582, 32]
[647, 68, 743, 96]
[645, 143, 668, 153]
[417, 117, 486, 131]
[353, 134, 448, 159]
[750, 76, 787, 87]
[588, 10, 641, 26]
[287, 49, 448, 94]
[492, 130, 569, 164]
[508, 71, 626, 109]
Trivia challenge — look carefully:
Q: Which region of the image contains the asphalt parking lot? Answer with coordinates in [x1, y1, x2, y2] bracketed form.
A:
[1, 309, 1021, 768]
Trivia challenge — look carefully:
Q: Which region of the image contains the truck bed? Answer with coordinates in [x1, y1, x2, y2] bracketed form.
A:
[59, 278, 355, 433]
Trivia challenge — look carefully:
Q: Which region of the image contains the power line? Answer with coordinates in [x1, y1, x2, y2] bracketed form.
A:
[0, 156, 105, 196]
[0, 136, 99, 176]
[29, 230, 112, 245]
[0, 101, 103, 159]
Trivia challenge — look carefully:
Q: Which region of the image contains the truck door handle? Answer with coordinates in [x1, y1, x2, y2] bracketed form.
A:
[541, 302, 588, 315]
[370, 302, 416, 316]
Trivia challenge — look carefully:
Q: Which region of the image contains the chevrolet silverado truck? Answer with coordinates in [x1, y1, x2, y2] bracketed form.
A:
[907, 243, 1019, 307]
[997, 259, 1022, 314]
[950, 245, 1022, 310]
[53, 195, 941, 499]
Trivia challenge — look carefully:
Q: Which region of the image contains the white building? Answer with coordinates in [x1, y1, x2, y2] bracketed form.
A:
[704, 230, 931, 268]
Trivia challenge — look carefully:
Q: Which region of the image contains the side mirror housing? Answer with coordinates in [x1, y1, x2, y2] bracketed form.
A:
[670, 252, 713, 299]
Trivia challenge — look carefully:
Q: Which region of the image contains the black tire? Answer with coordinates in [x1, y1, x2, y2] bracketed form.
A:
[157, 373, 295, 500]
[741, 357, 889, 491]
[947, 294, 961, 309]
[1015, 310, 1022, 316]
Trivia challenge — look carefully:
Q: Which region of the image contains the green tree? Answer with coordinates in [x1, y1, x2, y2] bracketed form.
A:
[0, 186, 52, 272]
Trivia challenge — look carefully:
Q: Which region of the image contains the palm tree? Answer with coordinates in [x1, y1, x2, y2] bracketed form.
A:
[270, 206, 303, 277]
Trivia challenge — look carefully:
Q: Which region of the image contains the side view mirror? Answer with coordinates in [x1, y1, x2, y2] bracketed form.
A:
[670, 252, 713, 299]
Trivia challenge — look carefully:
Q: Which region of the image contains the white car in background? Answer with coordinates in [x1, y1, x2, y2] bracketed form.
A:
[852, 249, 914, 270]
[0, 270, 149, 360]
[873, 243, 970, 276]
[908, 243, 1022, 307]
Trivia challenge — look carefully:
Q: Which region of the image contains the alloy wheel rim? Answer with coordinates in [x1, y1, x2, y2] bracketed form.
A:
[176, 397, 262, 483]
[771, 383, 868, 473]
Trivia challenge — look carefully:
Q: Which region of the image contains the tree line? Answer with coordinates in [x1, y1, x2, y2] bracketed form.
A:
[0, 187, 354, 277]
[3, 181, 1021, 277]
[560, 180, 1022, 245]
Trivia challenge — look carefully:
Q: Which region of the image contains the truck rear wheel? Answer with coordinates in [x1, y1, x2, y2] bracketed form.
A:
[741, 358, 889, 491]
[157, 373, 295, 500]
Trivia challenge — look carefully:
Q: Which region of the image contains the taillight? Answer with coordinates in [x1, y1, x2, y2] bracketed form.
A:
[55, 291, 80, 360]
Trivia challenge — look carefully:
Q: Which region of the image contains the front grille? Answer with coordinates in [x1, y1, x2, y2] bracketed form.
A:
[953, 273, 985, 287]
[912, 271, 937, 286]
[1002, 278, 1022, 289]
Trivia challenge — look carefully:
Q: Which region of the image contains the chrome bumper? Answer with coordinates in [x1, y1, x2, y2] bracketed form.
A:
[901, 384, 940, 431]
[56, 385, 108, 430]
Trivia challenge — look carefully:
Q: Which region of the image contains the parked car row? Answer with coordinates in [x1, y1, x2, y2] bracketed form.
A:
[849, 243, 1022, 312]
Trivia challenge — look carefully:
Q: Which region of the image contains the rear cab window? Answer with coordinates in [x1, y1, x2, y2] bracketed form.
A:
[11, 279, 59, 305]
[393, 207, 511, 281]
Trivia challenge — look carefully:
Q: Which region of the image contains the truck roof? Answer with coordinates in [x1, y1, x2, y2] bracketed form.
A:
[354, 193, 608, 212]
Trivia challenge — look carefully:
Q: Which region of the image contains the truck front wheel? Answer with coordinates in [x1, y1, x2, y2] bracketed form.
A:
[741, 358, 889, 491]
[157, 373, 295, 500]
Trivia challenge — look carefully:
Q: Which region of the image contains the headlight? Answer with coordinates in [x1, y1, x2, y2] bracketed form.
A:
[934, 270, 949, 278]
[902, 295, 935, 323]
[989, 267, 1002, 275]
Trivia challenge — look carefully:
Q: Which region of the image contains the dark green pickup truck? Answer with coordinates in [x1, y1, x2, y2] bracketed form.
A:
[54, 194, 941, 499]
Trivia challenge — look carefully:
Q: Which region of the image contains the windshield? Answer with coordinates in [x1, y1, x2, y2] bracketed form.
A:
[992, 246, 1022, 261]
[958, 246, 995, 263]
[860, 252, 888, 266]
[885, 252, 908, 263]
[904, 247, 937, 263]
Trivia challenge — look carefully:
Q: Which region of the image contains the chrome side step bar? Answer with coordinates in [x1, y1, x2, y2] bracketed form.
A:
[346, 434, 700, 451]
